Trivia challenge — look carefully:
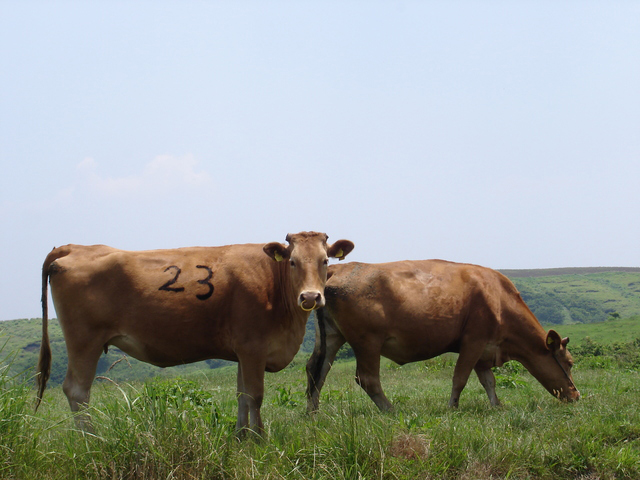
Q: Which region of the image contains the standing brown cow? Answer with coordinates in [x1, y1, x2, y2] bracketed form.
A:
[306, 260, 579, 412]
[36, 232, 354, 436]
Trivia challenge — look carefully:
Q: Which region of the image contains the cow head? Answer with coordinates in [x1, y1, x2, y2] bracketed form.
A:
[540, 330, 580, 402]
[264, 232, 354, 312]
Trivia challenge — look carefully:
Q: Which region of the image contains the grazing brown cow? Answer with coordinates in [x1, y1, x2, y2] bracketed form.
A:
[306, 260, 579, 412]
[36, 232, 354, 435]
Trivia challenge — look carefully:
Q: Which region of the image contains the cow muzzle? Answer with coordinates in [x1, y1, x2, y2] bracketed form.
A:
[567, 387, 580, 402]
[299, 291, 323, 311]
[553, 386, 580, 402]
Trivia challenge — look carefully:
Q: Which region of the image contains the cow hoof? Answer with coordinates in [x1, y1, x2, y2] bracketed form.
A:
[235, 426, 265, 442]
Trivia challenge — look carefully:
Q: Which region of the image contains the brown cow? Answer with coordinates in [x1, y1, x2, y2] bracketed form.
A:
[306, 260, 579, 412]
[36, 232, 354, 436]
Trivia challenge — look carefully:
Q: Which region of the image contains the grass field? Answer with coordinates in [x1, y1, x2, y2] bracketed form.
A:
[3, 345, 640, 479]
[2, 311, 639, 479]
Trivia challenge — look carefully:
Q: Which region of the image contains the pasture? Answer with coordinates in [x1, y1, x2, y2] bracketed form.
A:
[2, 345, 640, 479]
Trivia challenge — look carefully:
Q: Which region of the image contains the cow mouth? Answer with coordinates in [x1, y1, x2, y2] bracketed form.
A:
[552, 387, 580, 402]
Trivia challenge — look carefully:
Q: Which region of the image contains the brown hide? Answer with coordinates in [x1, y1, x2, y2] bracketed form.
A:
[36, 232, 354, 436]
[306, 260, 579, 412]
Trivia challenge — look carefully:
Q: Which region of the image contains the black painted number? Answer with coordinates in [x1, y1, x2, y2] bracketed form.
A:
[159, 266, 185, 293]
[195, 265, 214, 300]
[158, 264, 214, 301]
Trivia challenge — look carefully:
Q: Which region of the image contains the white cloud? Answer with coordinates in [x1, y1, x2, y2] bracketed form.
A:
[143, 155, 211, 187]
[0, 154, 214, 220]
[76, 155, 212, 198]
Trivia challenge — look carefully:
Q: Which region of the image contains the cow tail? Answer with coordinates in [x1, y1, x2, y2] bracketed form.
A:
[35, 247, 69, 411]
[35, 257, 52, 410]
[309, 308, 328, 392]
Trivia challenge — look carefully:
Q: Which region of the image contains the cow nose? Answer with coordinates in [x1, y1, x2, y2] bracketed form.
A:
[299, 292, 322, 311]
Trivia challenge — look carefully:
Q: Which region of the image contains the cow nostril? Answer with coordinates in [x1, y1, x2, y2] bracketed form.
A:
[300, 292, 322, 306]
[299, 291, 320, 312]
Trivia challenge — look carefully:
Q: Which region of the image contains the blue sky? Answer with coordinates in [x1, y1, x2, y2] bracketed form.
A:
[1, 1, 639, 320]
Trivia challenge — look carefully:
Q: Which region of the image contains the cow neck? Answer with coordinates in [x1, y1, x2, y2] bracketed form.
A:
[272, 259, 309, 325]
[504, 311, 549, 365]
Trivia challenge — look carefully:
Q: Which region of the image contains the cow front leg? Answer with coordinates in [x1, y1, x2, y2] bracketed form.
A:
[449, 340, 486, 408]
[235, 363, 249, 434]
[475, 366, 501, 406]
[306, 311, 346, 413]
[235, 355, 266, 438]
[353, 342, 393, 412]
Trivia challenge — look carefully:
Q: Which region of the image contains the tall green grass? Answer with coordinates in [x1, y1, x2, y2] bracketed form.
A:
[1, 351, 639, 479]
[1, 336, 36, 476]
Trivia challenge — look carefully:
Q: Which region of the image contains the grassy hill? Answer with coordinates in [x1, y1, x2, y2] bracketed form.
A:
[500, 266, 640, 278]
[2, 268, 639, 386]
[503, 268, 640, 324]
[556, 315, 640, 345]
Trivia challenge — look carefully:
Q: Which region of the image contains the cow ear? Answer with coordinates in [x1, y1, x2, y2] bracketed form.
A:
[545, 329, 563, 353]
[328, 239, 355, 261]
[263, 242, 290, 262]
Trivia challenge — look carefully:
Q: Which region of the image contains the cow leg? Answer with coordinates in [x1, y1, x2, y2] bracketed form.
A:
[235, 355, 266, 438]
[235, 363, 249, 434]
[353, 342, 393, 412]
[475, 366, 501, 406]
[62, 339, 104, 431]
[449, 340, 486, 408]
[306, 311, 346, 413]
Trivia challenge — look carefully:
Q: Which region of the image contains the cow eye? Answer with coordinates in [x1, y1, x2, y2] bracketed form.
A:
[290, 260, 296, 267]
[323, 258, 329, 265]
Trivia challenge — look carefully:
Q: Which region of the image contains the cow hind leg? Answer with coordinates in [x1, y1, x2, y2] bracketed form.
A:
[306, 310, 347, 413]
[62, 341, 104, 431]
[475, 365, 501, 406]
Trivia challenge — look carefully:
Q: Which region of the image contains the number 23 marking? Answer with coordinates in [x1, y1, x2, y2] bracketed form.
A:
[159, 265, 214, 301]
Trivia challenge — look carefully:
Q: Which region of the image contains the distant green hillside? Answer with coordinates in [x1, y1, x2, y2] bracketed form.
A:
[500, 266, 640, 278]
[502, 269, 640, 325]
[2, 269, 639, 387]
[559, 315, 640, 346]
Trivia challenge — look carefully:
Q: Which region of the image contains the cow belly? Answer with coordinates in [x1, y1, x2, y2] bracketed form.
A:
[380, 335, 457, 365]
[479, 343, 506, 367]
[108, 334, 235, 367]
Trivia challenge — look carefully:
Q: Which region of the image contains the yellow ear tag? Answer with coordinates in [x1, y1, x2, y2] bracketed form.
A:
[547, 337, 554, 345]
[335, 248, 344, 258]
[274, 252, 283, 262]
